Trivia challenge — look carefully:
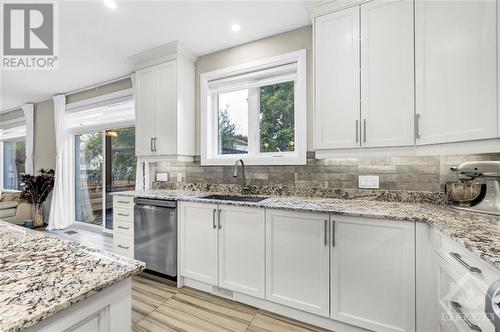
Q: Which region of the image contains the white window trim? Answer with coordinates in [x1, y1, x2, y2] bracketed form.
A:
[200, 49, 307, 166]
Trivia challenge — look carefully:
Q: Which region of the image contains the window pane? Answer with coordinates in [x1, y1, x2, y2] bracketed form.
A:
[75, 132, 103, 226]
[3, 140, 25, 190]
[260, 81, 295, 153]
[105, 127, 136, 230]
[218, 89, 248, 155]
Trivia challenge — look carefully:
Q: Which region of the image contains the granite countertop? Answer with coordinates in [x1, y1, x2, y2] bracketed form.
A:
[0, 221, 145, 332]
[117, 189, 500, 270]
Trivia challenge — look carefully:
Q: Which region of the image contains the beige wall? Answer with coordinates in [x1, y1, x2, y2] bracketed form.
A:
[33, 77, 133, 172]
[194, 25, 313, 154]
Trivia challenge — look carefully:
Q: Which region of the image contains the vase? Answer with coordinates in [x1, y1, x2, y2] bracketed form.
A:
[32, 204, 45, 228]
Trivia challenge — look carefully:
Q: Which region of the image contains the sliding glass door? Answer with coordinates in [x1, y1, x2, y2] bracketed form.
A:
[3, 139, 26, 190]
[75, 127, 136, 230]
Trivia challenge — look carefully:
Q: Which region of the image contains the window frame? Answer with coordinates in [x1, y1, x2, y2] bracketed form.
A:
[0, 119, 27, 190]
[200, 49, 307, 166]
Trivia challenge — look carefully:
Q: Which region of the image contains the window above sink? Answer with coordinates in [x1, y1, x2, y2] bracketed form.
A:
[200, 50, 307, 166]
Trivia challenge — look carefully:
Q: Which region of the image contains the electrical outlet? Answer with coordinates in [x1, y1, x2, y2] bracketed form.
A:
[358, 175, 379, 189]
[156, 172, 168, 182]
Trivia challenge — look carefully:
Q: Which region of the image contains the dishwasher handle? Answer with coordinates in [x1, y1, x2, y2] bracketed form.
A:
[134, 198, 176, 208]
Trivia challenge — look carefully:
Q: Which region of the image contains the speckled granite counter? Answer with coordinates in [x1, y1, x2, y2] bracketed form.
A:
[116, 189, 500, 270]
[0, 221, 145, 332]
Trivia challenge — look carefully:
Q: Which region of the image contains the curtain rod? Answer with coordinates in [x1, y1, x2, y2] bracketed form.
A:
[63, 73, 133, 97]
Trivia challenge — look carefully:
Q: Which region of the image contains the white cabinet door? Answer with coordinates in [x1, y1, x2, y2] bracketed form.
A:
[361, 0, 414, 147]
[315, 7, 360, 149]
[330, 215, 415, 332]
[218, 205, 265, 298]
[415, 0, 497, 145]
[265, 209, 330, 317]
[155, 61, 178, 156]
[135, 67, 157, 156]
[179, 202, 218, 285]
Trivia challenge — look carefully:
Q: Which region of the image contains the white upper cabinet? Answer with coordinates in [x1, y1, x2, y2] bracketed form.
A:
[415, 0, 497, 145]
[360, 0, 414, 147]
[315, 6, 360, 149]
[330, 215, 415, 332]
[131, 41, 196, 158]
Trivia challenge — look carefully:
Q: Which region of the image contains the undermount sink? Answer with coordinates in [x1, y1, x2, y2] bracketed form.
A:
[202, 194, 268, 203]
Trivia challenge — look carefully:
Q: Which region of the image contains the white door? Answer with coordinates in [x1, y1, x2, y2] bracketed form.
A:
[330, 215, 415, 332]
[315, 7, 361, 149]
[155, 61, 178, 156]
[179, 202, 218, 285]
[218, 205, 265, 298]
[415, 0, 497, 145]
[265, 209, 330, 317]
[361, 0, 414, 147]
[135, 67, 157, 156]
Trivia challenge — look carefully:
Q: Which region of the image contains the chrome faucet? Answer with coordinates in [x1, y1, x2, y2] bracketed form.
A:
[233, 159, 250, 194]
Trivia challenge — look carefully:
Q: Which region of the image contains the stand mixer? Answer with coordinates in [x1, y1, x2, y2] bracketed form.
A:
[450, 161, 500, 216]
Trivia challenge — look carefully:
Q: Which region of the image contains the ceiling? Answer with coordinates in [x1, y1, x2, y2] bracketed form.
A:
[1, 0, 311, 111]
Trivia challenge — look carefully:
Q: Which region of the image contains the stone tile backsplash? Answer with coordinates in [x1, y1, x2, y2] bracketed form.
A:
[152, 152, 500, 192]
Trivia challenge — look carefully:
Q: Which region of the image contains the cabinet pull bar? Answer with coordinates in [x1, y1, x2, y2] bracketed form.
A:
[154, 137, 157, 152]
[218, 209, 222, 229]
[117, 213, 129, 217]
[117, 245, 130, 250]
[117, 200, 129, 204]
[450, 301, 482, 332]
[415, 114, 421, 139]
[150, 137, 154, 152]
[449, 252, 481, 273]
[324, 220, 328, 246]
[355, 120, 359, 142]
[363, 119, 366, 142]
[331, 220, 335, 247]
[212, 209, 217, 229]
[117, 226, 129, 230]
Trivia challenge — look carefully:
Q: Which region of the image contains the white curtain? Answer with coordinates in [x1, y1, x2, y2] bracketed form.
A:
[22, 104, 34, 175]
[48, 95, 74, 230]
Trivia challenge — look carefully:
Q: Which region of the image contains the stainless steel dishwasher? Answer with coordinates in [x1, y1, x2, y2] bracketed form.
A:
[134, 198, 177, 278]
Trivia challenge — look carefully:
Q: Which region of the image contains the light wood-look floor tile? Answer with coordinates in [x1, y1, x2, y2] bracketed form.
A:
[247, 311, 331, 332]
[132, 274, 178, 324]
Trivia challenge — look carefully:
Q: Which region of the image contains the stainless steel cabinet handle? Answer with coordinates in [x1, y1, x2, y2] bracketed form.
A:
[117, 200, 129, 204]
[450, 252, 481, 273]
[117, 213, 129, 217]
[212, 209, 217, 229]
[450, 301, 482, 332]
[331, 220, 335, 247]
[150, 137, 154, 152]
[218, 209, 222, 229]
[117, 226, 129, 230]
[117, 245, 129, 249]
[324, 220, 328, 246]
[153, 137, 157, 152]
[355, 119, 359, 143]
[363, 119, 367, 142]
[415, 114, 421, 139]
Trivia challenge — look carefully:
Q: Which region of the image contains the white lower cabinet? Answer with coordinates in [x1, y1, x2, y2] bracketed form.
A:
[179, 202, 266, 298]
[218, 205, 265, 298]
[330, 215, 416, 332]
[265, 209, 330, 317]
[179, 202, 219, 285]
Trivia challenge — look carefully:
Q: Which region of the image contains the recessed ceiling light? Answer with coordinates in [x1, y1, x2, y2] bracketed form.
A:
[104, 0, 117, 9]
[230, 24, 241, 32]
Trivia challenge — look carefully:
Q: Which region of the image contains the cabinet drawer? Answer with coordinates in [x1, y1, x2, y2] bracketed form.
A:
[434, 230, 499, 290]
[115, 219, 133, 236]
[113, 207, 134, 222]
[113, 234, 134, 258]
[113, 195, 134, 209]
[435, 254, 494, 332]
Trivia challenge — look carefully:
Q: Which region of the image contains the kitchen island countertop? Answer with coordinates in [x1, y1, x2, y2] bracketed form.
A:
[0, 220, 144, 332]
